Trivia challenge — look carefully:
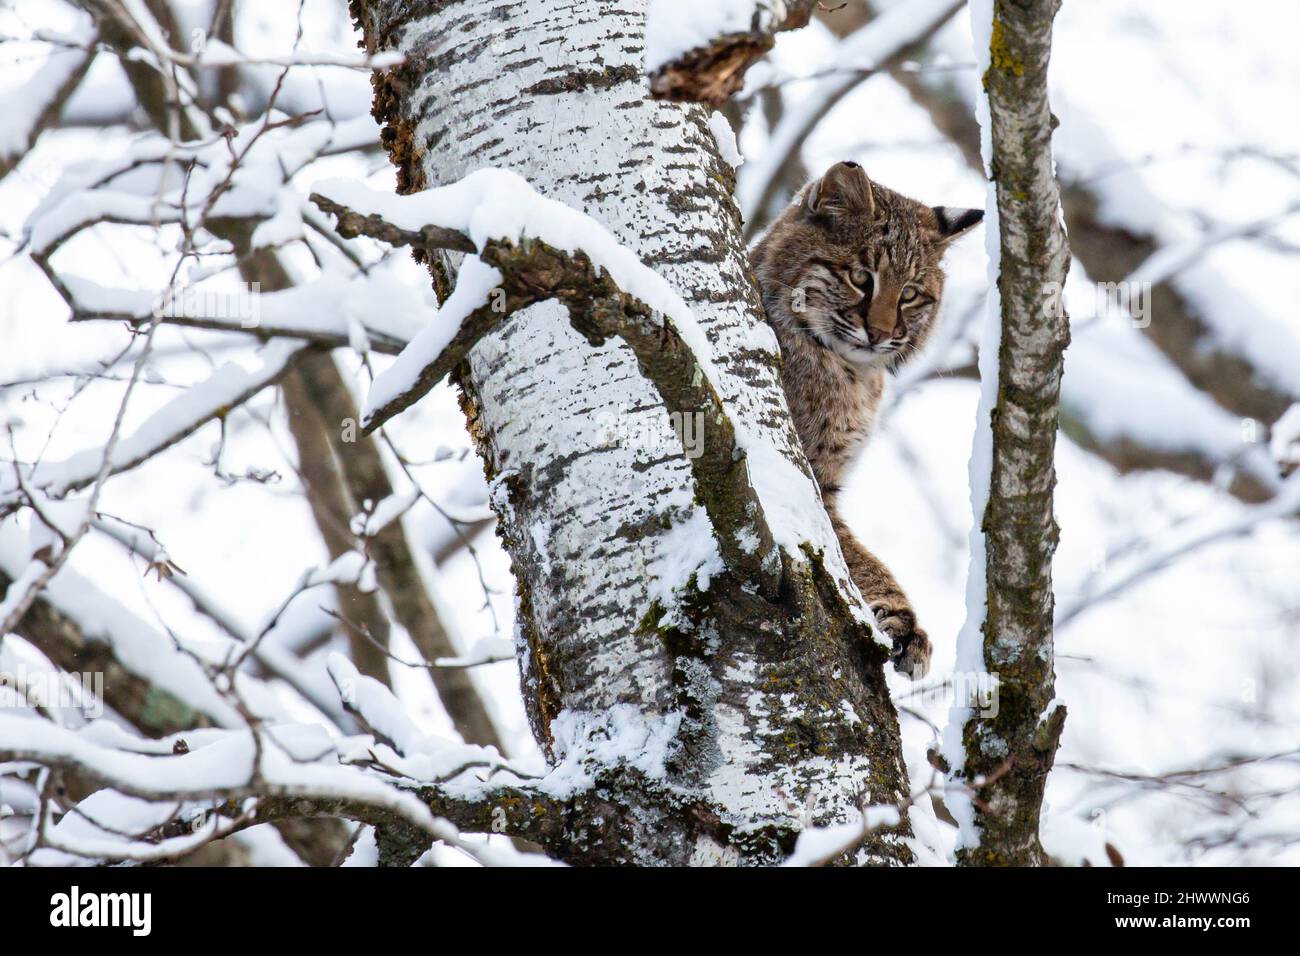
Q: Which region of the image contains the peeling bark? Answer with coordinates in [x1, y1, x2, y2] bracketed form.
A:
[646, 1, 818, 106]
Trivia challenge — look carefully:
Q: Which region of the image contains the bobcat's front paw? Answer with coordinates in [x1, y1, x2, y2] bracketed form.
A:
[870, 603, 931, 679]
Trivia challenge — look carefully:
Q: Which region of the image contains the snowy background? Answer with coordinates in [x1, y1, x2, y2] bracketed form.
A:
[2, 0, 1298, 865]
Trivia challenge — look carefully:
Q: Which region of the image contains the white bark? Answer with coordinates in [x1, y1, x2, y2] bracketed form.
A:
[353, 0, 913, 864]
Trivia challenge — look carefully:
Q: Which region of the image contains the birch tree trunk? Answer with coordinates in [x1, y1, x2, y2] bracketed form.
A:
[946, 0, 1071, 867]
[349, 0, 913, 865]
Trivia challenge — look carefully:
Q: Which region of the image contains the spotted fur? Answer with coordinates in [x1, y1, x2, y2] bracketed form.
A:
[752, 161, 982, 678]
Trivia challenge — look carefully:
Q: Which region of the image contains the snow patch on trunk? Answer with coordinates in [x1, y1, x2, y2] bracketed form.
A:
[942, 0, 998, 851]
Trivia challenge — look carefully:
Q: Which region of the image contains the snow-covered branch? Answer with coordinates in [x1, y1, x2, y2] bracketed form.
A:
[0, 524, 249, 734]
[61, 273, 417, 356]
[1055, 110, 1300, 428]
[1, 341, 304, 516]
[122, 36, 406, 73]
[88, 515, 355, 730]
[311, 174, 782, 597]
[0, 12, 96, 178]
[1060, 327, 1283, 504]
[0, 714, 566, 863]
[781, 805, 902, 867]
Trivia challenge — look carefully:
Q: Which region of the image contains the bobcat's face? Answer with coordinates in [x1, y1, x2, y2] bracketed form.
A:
[754, 161, 982, 370]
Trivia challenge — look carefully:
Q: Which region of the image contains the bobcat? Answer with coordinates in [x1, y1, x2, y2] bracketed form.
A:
[752, 161, 983, 679]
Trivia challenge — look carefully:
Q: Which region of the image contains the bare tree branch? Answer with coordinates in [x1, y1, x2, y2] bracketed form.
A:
[1056, 473, 1300, 629]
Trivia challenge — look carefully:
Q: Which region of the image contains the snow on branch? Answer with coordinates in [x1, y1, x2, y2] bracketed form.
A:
[22, 113, 379, 263]
[0, 524, 246, 731]
[61, 272, 420, 356]
[310, 171, 782, 597]
[432, 637, 516, 669]
[0, 714, 565, 862]
[0, 632, 660, 862]
[0, 12, 96, 178]
[26, 188, 188, 259]
[1053, 109, 1300, 426]
[781, 805, 902, 867]
[325, 653, 513, 777]
[645, 1, 818, 105]
[121, 36, 406, 73]
[89, 516, 356, 730]
[1061, 326, 1282, 504]
[0, 341, 304, 516]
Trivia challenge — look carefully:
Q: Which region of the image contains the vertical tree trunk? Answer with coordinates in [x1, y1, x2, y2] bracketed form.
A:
[947, 0, 1071, 866]
[350, 0, 913, 864]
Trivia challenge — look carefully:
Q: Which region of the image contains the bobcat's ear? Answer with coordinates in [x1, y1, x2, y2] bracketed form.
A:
[932, 206, 984, 243]
[807, 161, 875, 219]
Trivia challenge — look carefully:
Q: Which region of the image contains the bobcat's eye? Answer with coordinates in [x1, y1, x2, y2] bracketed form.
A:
[900, 286, 921, 304]
[849, 267, 872, 292]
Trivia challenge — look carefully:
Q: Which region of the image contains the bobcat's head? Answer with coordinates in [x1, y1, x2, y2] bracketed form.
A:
[753, 161, 982, 369]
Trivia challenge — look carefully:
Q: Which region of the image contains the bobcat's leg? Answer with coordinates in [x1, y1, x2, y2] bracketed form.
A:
[829, 511, 931, 678]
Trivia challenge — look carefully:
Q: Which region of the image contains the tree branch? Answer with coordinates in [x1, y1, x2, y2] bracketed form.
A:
[286, 352, 508, 750]
[820, 3, 1295, 501]
[869, 4, 1300, 428]
[0, 718, 568, 858]
[0, 14, 97, 179]
[0, 567, 221, 737]
[0, 341, 306, 517]
[309, 189, 782, 599]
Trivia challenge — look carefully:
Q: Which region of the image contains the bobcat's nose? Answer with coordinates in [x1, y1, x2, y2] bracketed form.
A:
[868, 321, 899, 348]
[866, 318, 906, 348]
[861, 296, 897, 347]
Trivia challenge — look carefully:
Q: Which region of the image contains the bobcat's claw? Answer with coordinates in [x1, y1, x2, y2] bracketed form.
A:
[871, 604, 932, 680]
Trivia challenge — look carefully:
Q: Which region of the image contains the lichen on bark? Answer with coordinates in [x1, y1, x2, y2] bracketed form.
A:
[954, 0, 1071, 867]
